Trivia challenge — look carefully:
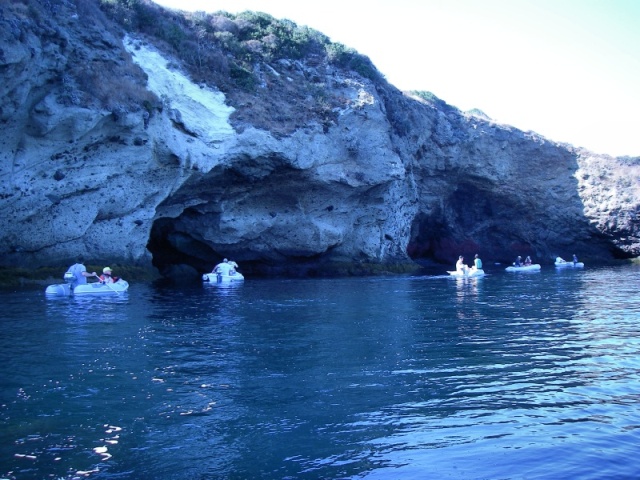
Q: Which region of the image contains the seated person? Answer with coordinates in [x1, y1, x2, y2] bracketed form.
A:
[524, 256, 532, 266]
[99, 267, 118, 283]
[471, 254, 482, 272]
[213, 259, 232, 276]
[227, 259, 239, 274]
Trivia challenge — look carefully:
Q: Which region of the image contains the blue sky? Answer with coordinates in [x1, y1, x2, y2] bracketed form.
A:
[152, 0, 640, 157]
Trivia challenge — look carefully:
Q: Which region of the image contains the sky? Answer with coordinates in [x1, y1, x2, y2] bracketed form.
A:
[152, 0, 640, 157]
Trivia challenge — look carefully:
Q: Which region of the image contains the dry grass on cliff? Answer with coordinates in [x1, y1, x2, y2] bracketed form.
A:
[66, 58, 158, 113]
[97, 0, 382, 136]
[9, 0, 159, 114]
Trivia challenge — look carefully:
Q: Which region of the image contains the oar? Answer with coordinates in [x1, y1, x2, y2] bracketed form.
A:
[94, 273, 121, 295]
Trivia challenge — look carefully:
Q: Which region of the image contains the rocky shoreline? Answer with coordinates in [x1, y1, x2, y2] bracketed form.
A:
[1, 1, 639, 280]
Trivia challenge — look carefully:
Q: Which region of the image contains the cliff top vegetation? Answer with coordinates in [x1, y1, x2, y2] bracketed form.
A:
[98, 0, 385, 135]
[6, 0, 387, 136]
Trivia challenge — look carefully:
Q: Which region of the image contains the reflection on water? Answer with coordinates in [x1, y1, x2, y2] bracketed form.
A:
[1, 266, 640, 479]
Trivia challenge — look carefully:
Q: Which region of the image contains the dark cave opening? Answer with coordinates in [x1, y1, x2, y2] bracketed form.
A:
[406, 184, 505, 266]
[406, 212, 450, 266]
[147, 217, 221, 277]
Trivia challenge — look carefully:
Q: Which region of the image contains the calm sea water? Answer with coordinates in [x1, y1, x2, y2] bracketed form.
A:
[1, 265, 640, 480]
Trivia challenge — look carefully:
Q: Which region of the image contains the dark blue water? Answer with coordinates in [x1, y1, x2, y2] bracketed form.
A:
[1, 265, 640, 479]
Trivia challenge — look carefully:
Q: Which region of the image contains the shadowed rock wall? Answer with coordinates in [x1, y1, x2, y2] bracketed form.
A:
[1, 1, 638, 277]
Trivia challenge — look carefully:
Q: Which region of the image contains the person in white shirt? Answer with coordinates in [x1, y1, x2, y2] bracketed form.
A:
[66, 257, 96, 288]
[213, 258, 232, 276]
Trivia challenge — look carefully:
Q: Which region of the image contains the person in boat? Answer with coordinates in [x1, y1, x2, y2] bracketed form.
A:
[514, 256, 522, 267]
[472, 254, 482, 271]
[98, 267, 119, 284]
[556, 256, 565, 264]
[456, 255, 467, 274]
[572, 254, 579, 265]
[213, 258, 233, 276]
[227, 259, 239, 273]
[66, 257, 96, 289]
[524, 256, 532, 266]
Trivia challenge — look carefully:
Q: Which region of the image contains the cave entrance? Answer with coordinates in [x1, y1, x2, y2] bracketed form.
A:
[146, 217, 220, 277]
[406, 212, 454, 267]
[406, 184, 496, 266]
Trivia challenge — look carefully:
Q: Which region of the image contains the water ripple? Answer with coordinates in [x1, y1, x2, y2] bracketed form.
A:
[2, 267, 640, 478]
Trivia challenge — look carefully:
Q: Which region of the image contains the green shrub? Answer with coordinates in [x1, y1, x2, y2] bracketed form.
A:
[229, 64, 255, 90]
[467, 108, 490, 119]
[411, 90, 456, 112]
[99, 1, 382, 97]
[325, 42, 348, 64]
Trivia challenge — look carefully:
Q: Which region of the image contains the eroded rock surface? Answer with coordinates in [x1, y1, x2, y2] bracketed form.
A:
[1, 1, 638, 277]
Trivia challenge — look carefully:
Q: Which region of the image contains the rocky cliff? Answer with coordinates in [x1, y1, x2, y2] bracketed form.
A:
[1, 0, 639, 277]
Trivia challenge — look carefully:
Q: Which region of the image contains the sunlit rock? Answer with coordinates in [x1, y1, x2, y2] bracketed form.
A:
[0, 1, 638, 277]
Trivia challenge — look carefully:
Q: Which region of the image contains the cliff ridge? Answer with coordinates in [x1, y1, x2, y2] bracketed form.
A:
[1, 0, 638, 277]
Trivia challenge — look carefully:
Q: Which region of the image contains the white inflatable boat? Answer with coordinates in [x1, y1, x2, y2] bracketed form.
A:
[202, 271, 245, 283]
[447, 268, 485, 278]
[505, 264, 541, 272]
[45, 279, 129, 296]
[555, 259, 584, 268]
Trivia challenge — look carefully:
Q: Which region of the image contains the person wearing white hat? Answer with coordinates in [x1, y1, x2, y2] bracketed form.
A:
[98, 266, 117, 284]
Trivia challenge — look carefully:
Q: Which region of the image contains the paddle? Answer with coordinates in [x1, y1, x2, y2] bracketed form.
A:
[94, 273, 121, 295]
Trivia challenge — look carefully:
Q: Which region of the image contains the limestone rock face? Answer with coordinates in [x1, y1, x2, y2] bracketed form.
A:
[1, 2, 638, 277]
